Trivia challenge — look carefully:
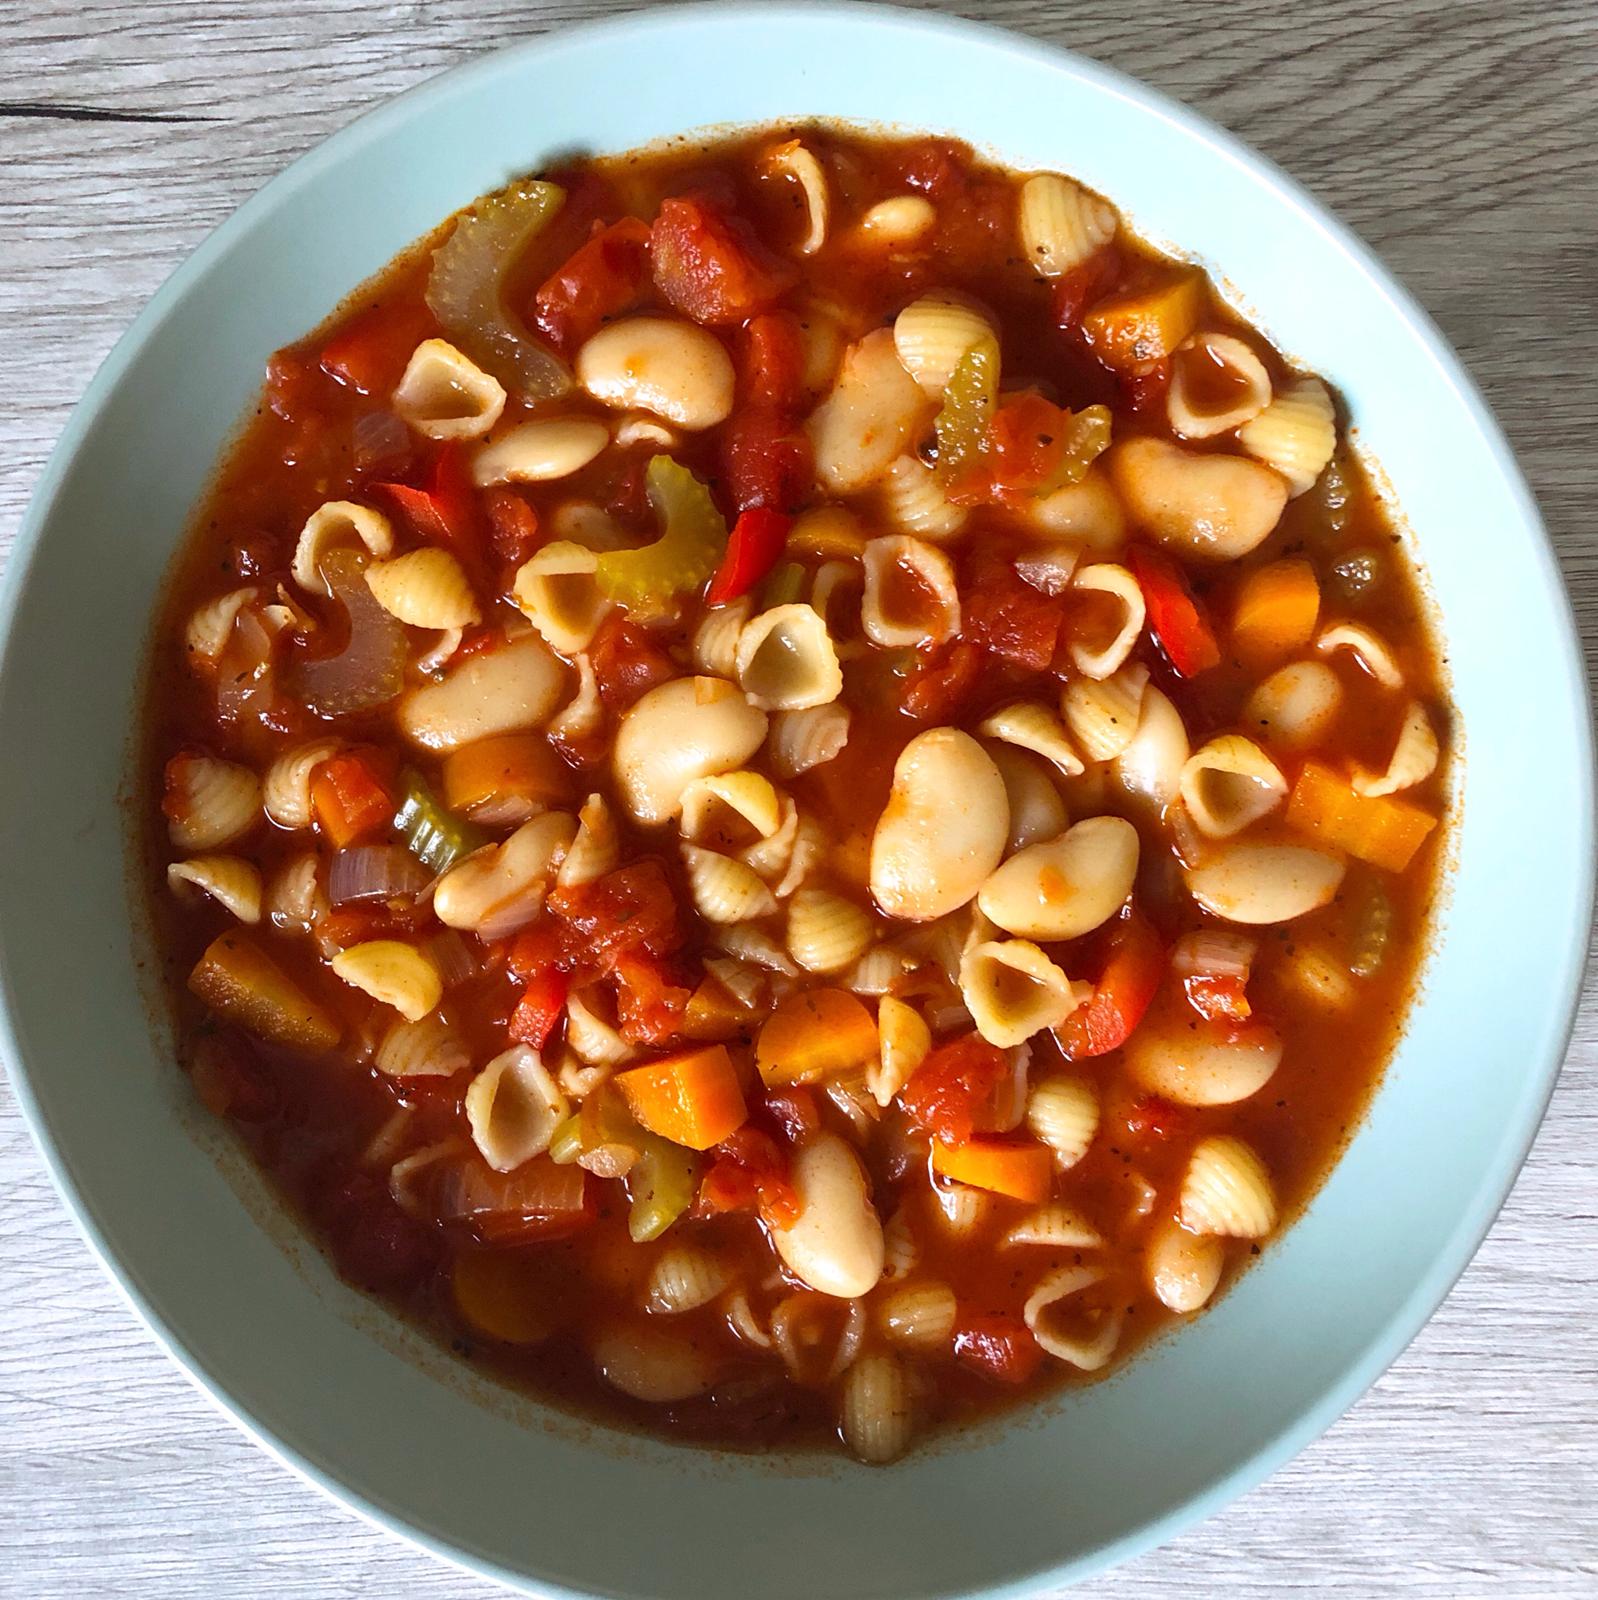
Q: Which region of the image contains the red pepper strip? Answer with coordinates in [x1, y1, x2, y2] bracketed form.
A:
[318, 303, 431, 396]
[1126, 545, 1221, 678]
[1054, 908, 1165, 1061]
[508, 968, 570, 1050]
[703, 507, 792, 606]
[376, 443, 485, 579]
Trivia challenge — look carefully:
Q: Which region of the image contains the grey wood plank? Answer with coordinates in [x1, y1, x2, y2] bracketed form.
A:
[2, 2, 1595, 1596]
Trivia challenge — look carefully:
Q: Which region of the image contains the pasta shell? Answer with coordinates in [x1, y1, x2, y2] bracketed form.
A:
[556, 794, 620, 888]
[1013, 544, 1081, 597]
[646, 1240, 733, 1314]
[1355, 700, 1439, 796]
[291, 501, 394, 595]
[1026, 1074, 1099, 1169]
[741, 796, 800, 881]
[393, 337, 507, 440]
[1244, 660, 1343, 750]
[692, 595, 752, 678]
[882, 1206, 919, 1281]
[1062, 662, 1150, 762]
[1179, 1135, 1277, 1237]
[185, 586, 260, 667]
[1005, 1202, 1103, 1249]
[712, 923, 799, 977]
[892, 292, 995, 396]
[772, 811, 828, 900]
[682, 844, 779, 924]
[987, 745, 1069, 854]
[702, 956, 769, 1011]
[881, 454, 967, 541]
[787, 888, 875, 973]
[1016, 173, 1117, 277]
[840, 1351, 915, 1464]
[859, 194, 936, 244]
[736, 603, 844, 710]
[1178, 734, 1288, 838]
[365, 547, 480, 630]
[978, 701, 1084, 778]
[1239, 376, 1336, 496]
[1022, 1264, 1121, 1370]
[375, 1014, 472, 1079]
[877, 1280, 957, 1349]
[768, 704, 851, 779]
[932, 1181, 991, 1236]
[471, 417, 610, 487]
[1316, 621, 1403, 689]
[680, 770, 784, 846]
[1115, 685, 1190, 809]
[264, 852, 323, 933]
[163, 752, 260, 851]
[1167, 332, 1271, 440]
[330, 940, 442, 1021]
[613, 412, 679, 450]
[771, 1291, 867, 1383]
[1145, 1215, 1225, 1313]
[723, 1286, 773, 1349]
[565, 989, 638, 1067]
[261, 741, 339, 830]
[960, 939, 1089, 1049]
[765, 139, 829, 254]
[868, 994, 931, 1107]
[166, 855, 262, 923]
[512, 540, 613, 655]
[1068, 562, 1146, 679]
[810, 561, 862, 648]
[547, 653, 603, 748]
[861, 535, 960, 648]
[847, 943, 913, 997]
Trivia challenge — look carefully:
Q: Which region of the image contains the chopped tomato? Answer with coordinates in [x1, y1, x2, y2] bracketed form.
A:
[484, 487, 541, 565]
[720, 405, 813, 514]
[651, 196, 796, 324]
[900, 1033, 1008, 1148]
[696, 1127, 801, 1227]
[508, 968, 569, 1049]
[1126, 1094, 1192, 1140]
[967, 393, 1076, 502]
[1049, 248, 1122, 332]
[1184, 972, 1253, 1024]
[752, 1086, 821, 1145]
[548, 859, 683, 969]
[1122, 357, 1171, 414]
[264, 346, 326, 422]
[316, 902, 432, 949]
[504, 919, 571, 981]
[953, 1314, 1045, 1386]
[532, 216, 652, 352]
[319, 1172, 439, 1293]
[1127, 545, 1221, 678]
[612, 952, 694, 1045]
[377, 443, 485, 577]
[902, 639, 984, 722]
[898, 139, 969, 200]
[962, 556, 1065, 671]
[1055, 909, 1165, 1061]
[318, 302, 431, 396]
[742, 311, 806, 408]
[588, 614, 678, 710]
[704, 506, 792, 605]
[310, 750, 395, 848]
[189, 1035, 279, 1123]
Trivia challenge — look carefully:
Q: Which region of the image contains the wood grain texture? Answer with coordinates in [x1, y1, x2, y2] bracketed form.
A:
[2, 2, 1595, 1595]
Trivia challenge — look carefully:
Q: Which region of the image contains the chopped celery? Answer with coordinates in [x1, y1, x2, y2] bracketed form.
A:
[1349, 882, 1393, 978]
[393, 768, 484, 874]
[547, 1114, 584, 1166]
[1038, 403, 1113, 492]
[934, 334, 999, 484]
[626, 1132, 702, 1243]
[760, 560, 806, 609]
[594, 456, 727, 608]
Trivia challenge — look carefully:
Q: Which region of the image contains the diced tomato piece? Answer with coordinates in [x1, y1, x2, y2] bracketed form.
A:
[318, 302, 432, 396]
[548, 859, 683, 969]
[508, 968, 570, 1049]
[902, 640, 984, 722]
[311, 750, 395, 848]
[704, 506, 792, 606]
[983, 393, 1076, 499]
[1126, 1094, 1192, 1141]
[189, 1035, 279, 1123]
[504, 919, 571, 981]
[611, 952, 694, 1045]
[962, 557, 1066, 671]
[1055, 909, 1165, 1061]
[319, 1172, 440, 1293]
[752, 1086, 821, 1146]
[1183, 972, 1252, 1024]
[651, 196, 796, 325]
[696, 1127, 801, 1227]
[264, 347, 326, 422]
[317, 902, 433, 949]
[954, 1314, 1045, 1386]
[898, 139, 970, 200]
[742, 311, 806, 408]
[377, 443, 485, 578]
[1049, 247, 1123, 332]
[899, 1033, 1008, 1148]
[484, 487, 541, 565]
[720, 405, 813, 514]
[1122, 357, 1171, 414]
[587, 613, 679, 710]
[532, 216, 652, 352]
[1126, 545, 1222, 678]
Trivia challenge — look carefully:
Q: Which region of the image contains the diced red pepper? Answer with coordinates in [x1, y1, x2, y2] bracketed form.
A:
[377, 443, 485, 579]
[650, 196, 796, 325]
[720, 405, 813, 514]
[548, 859, 683, 970]
[1126, 1094, 1192, 1141]
[318, 302, 432, 396]
[1126, 545, 1222, 678]
[504, 919, 571, 982]
[484, 487, 541, 565]
[962, 556, 1066, 671]
[704, 507, 792, 606]
[508, 968, 570, 1050]
[954, 1314, 1045, 1386]
[611, 952, 693, 1045]
[903, 640, 984, 722]
[742, 311, 806, 408]
[696, 1127, 801, 1227]
[899, 1033, 1008, 1148]
[1055, 908, 1165, 1061]
[532, 216, 652, 353]
[1049, 248, 1123, 332]
[587, 614, 679, 710]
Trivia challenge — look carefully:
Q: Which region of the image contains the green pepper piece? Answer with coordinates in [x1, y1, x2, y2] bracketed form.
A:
[626, 1131, 702, 1243]
[760, 559, 806, 609]
[594, 456, 727, 608]
[934, 333, 1000, 484]
[393, 769, 485, 875]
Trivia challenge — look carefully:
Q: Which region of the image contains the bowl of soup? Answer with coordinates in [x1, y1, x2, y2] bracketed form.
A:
[1, 5, 1590, 1595]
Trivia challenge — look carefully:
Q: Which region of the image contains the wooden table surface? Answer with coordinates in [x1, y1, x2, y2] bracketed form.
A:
[3, 2, 1595, 1595]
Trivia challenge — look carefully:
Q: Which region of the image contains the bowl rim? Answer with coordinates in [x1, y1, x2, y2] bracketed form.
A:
[2, 3, 1593, 1594]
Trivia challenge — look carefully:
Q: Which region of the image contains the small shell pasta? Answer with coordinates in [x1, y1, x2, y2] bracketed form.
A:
[892, 292, 995, 395]
[736, 604, 844, 710]
[839, 1351, 915, 1464]
[375, 1014, 472, 1079]
[1145, 1215, 1225, 1313]
[1026, 1074, 1099, 1168]
[881, 454, 967, 541]
[861, 536, 961, 648]
[1354, 700, 1438, 796]
[264, 852, 323, 932]
[291, 501, 394, 594]
[768, 704, 851, 779]
[566, 990, 638, 1067]
[680, 770, 784, 845]
[987, 744, 1069, 854]
[512, 541, 613, 654]
[185, 586, 260, 667]
[869, 994, 931, 1107]
[1239, 376, 1337, 496]
[1316, 621, 1403, 689]
[261, 740, 338, 830]
[932, 1181, 990, 1236]
[882, 1207, 919, 1280]
[960, 939, 1088, 1048]
[1016, 173, 1117, 277]
[1244, 661, 1343, 751]
[1068, 562, 1146, 679]
[1004, 1201, 1102, 1249]
[330, 940, 442, 1022]
[765, 139, 829, 254]
[741, 798, 800, 881]
[1062, 663, 1150, 762]
[1023, 1264, 1122, 1370]
[978, 702, 1084, 779]
[1179, 1135, 1277, 1238]
[365, 547, 480, 630]
[1178, 734, 1288, 838]
[1115, 685, 1190, 808]
[557, 794, 620, 888]
[713, 922, 799, 977]
[547, 654, 603, 748]
[646, 1241, 732, 1314]
[393, 337, 507, 440]
[1168, 332, 1272, 439]
[848, 943, 913, 998]
[682, 844, 779, 924]
[692, 596, 752, 678]
[163, 752, 260, 850]
[166, 855, 263, 923]
[786, 888, 875, 973]
[877, 1280, 957, 1349]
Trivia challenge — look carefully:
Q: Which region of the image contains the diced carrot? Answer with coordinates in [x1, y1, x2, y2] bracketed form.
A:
[1081, 272, 1204, 369]
[931, 1136, 1053, 1202]
[754, 988, 879, 1086]
[311, 750, 395, 847]
[451, 1250, 560, 1344]
[614, 1044, 747, 1151]
[441, 733, 571, 821]
[188, 933, 341, 1054]
[1231, 558, 1321, 669]
[1285, 760, 1438, 872]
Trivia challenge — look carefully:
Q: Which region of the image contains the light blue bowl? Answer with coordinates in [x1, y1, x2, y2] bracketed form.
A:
[1, 6, 1591, 1594]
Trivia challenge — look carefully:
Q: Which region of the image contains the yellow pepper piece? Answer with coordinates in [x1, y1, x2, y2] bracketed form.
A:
[934, 334, 999, 484]
[594, 456, 726, 607]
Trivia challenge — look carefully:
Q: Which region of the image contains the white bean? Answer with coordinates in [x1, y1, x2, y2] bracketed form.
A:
[1107, 437, 1287, 561]
[470, 418, 609, 486]
[807, 328, 928, 494]
[1145, 1215, 1225, 1313]
[1186, 842, 1344, 925]
[772, 1134, 885, 1299]
[1127, 1011, 1283, 1105]
[978, 816, 1139, 940]
[591, 1323, 717, 1402]
[397, 635, 565, 752]
[613, 676, 768, 824]
[576, 316, 735, 431]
